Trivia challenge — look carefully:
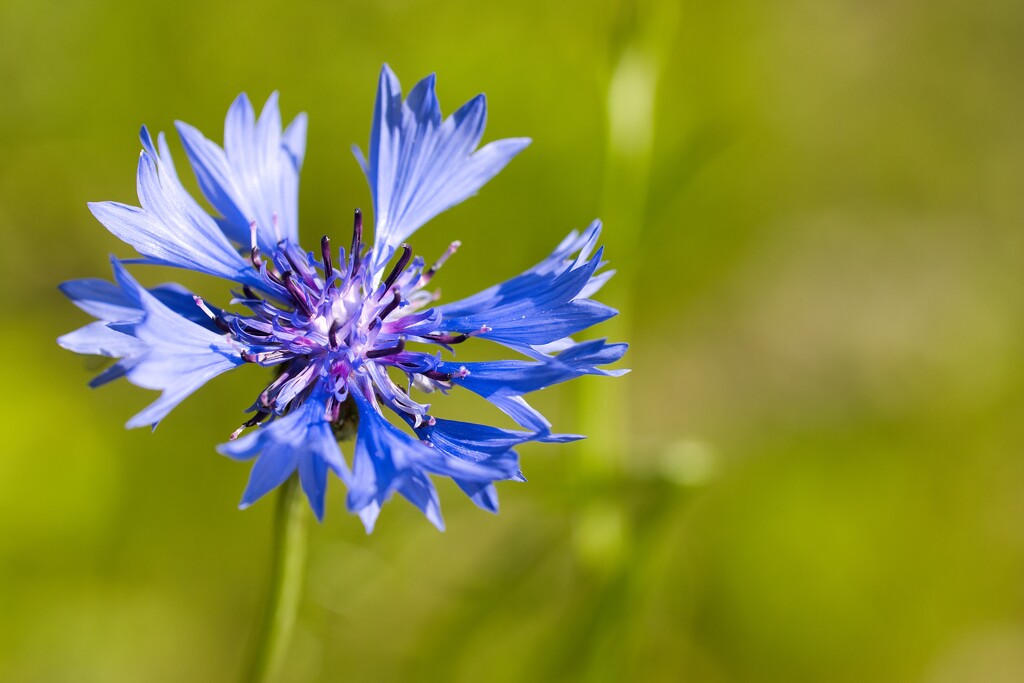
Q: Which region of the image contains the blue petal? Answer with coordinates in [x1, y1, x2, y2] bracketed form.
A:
[456, 481, 501, 513]
[217, 393, 348, 521]
[416, 418, 534, 513]
[239, 443, 300, 511]
[437, 221, 617, 350]
[346, 391, 516, 532]
[355, 65, 530, 275]
[96, 261, 245, 429]
[89, 129, 263, 288]
[176, 92, 307, 252]
[59, 278, 140, 321]
[298, 449, 330, 521]
[58, 321, 146, 359]
[60, 278, 222, 334]
[148, 284, 224, 333]
[442, 339, 628, 398]
[415, 419, 582, 512]
[430, 340, 626, 432]
[58, 275, 232, 391]
[397, 471, 445, 531]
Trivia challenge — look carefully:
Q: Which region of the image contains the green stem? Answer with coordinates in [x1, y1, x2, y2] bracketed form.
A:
[242, 474, 309, 683]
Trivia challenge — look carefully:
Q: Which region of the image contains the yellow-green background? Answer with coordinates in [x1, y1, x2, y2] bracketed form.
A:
[3, 0, 1023, 681]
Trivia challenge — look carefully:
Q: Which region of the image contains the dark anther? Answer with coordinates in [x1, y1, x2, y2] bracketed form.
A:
[351, 209, 363, 273]
[321, 235, 333, 280]
[230, 410, 270, 440]
[381, 244, 412, 293]
[212, 316, 232, 335]
[281, 271, 313, 316]
[193, 295, 232, 335]
[378, 289, 402, 321]
[423, 369, 454, 382]
[243, 411, 269, 428]
[425, 332, 470, 345]
[250, 245, 262, 268]
[281, 244, 307, 278]
[328, 320, 343, 349]
[366, 335, 406, 359]
[242, 285, 259, 300]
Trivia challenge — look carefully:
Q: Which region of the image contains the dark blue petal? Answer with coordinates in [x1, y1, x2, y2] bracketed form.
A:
[486, 394, 553, 432]
[240, 444, 300, 511]
[437, 222, 616, 349]
[346, 390, 517, 532]
[59, 278, 138, 321]
[149, 284, 223, 333]
[217, 393, 348, 521]
[298, 449, 330, 521]
[454, 481, 500, 513]
[354, 64, 530, 276]
[437, 221, 604, 318]
[442, 339, 628, 397]
[416, 418, 580, 512]
[397, 471, 445, 531]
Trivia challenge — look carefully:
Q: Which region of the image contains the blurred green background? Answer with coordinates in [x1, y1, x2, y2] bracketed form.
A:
[3, 0, 1024, 681]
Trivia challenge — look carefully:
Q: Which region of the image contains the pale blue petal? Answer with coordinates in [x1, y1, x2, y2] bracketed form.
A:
[101, 261, 244, 429]
[356, 65, 530, 275]
[57, 321, 145, 358]
[176, 92, 306, 251]
[89, 128, 262, 288]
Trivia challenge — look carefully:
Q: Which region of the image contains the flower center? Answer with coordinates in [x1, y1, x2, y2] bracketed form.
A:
[199, 209, 467, 440]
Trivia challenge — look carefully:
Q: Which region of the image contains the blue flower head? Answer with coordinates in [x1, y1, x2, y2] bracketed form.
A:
[59, 65, 627, 531]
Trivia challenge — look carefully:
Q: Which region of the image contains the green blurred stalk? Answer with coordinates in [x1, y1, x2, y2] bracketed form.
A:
[241, 475, 308, 683]
[574, 1, 677, 576]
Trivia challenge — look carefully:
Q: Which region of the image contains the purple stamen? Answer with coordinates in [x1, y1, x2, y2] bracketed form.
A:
[381, 244, 412, 293]
[366, 336, 406, 359]
[321, 235, 333, 281]
[419, 240, 461, 286]
[193, 295, 232, 334]
[350, 209, 363, 274]
[377, 289, 402, 321]
[425, 332, 469, 345]
[328, 320, 343, 349]
[423, 369, 453, 382]
[280, 242, 309, 279]
[229, 411, 269, 440]
[281, 271, 314, 316]
[425, 325, 490, 345]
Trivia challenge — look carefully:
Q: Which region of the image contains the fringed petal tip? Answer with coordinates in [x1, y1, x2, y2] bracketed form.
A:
[361, 65, 530, 272]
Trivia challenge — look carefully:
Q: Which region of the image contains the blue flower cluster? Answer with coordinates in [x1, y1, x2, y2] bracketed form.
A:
[59, 66, 626, 531]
